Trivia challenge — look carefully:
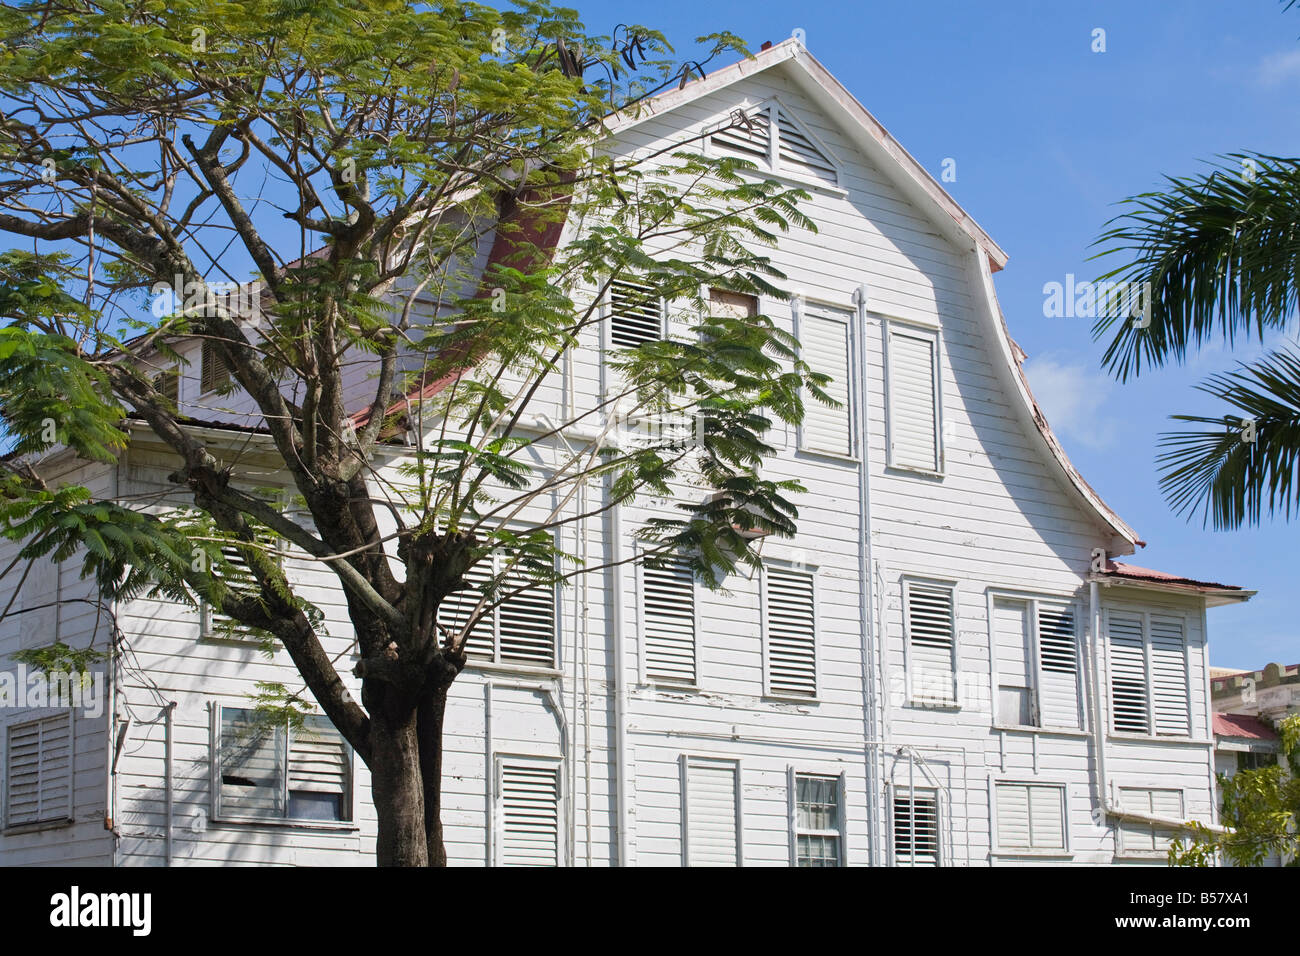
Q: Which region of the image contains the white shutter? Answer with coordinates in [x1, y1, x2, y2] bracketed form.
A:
[609, 278, 664, 347]
[799, 307, 853, 457]
[1150, 616, 1189, 736]
[497, 568, 556, 666]
[887, 325, 940, 472]
[19, 559, 59, 649]
[499, 762, 561, 866]
[1119, 788, 1182, 855]
[997, 783, 1066, 852]
[775, 108, 837, 184]
[993, 598, 1034, 726]
[287, 716, 350, 821]
[685, 758, 739, 866]
[438, 559, 496, 660]
[1108, 612, 1149, 734]
[642, 558, 696, 683]
[5, 714, 72, 826]
[905, 582, 955, 705]
[765, 567, 817, 697]
[1037, 604, 1081, 729]
[893, 792, 939, 865]
[711, 106, 771, 162]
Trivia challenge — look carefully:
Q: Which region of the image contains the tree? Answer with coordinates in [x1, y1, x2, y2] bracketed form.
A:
[0, 1, 826, 865]
[1090, 3, 1300, 529]
[1170, 714, 1300, 866]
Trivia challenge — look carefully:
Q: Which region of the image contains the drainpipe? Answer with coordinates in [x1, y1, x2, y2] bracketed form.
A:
[609, 486, 630, 867]
[163, 700, 177, 866]
[851, 282, 881, 866]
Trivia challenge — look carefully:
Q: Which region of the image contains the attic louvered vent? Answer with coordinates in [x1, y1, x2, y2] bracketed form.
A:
[609, 278, 664, 347]
[5, 714, 72, 827]
[764, 567, 817, 697]
[498, 761, 561, 866]
[437, 547, 557, 667]
[709, 103, 838, 186]
[641, 557, 696, 683]
[893, 791, 939, 866]
[905, 581, 956, 705]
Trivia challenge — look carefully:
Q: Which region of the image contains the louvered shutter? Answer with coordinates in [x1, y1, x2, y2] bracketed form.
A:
[685, 758, 739, 866]
[5, 714, 72, 826]
[438, 559, 495, 660]
[993, 598, 1034, 726]
[201, 339, 231, 394]
[499, 762, 561, 866]
[218, 708, 284, 819]
[642, 558, 696, 683]
[996, 783, 1032, 849]
[287, 716, 350, 821]
[711, 107, 770, 162]
[775, 108, 837, 184]
[202, 534, 277, 641]
[906, 582, 955, 705]
[1150, 616, 1189, 736]
[609, 278, 664, 347]
[765, 567, 817, 697]
[799, 308, 853, 456]
[893, 792, 939, 865]
[497, 578, 556, 665]
[887, 326, 940, 471]
[152, 367, 180, 405]
[999, 783, 1066, 851]
[1037, 604, 1081, 729]
[1108, 613, 1149, 734]
[1119, 788, 1182, 854]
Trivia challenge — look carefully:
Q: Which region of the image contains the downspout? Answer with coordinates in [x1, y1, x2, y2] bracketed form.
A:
[609, 488, 630, 867]
[851, 283, 881, 866]
[163, 700, 177, 866]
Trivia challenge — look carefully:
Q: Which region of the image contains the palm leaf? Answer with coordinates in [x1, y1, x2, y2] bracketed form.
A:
[1091, 153, 1300, 382]
[1158, 347, 1300, 528]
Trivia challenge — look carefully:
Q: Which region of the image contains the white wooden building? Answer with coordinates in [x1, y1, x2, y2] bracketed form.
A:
[0, 39, 1254, 866]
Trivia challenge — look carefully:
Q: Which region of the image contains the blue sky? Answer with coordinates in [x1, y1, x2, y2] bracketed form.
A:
[572, 0, 1300, 668]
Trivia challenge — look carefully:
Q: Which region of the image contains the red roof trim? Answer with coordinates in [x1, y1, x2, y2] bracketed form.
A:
[1213, 713, 1278, 740]
[1101, 560, 1242, 592]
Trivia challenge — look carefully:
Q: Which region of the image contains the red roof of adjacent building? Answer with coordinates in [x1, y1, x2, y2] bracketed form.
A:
[1213, 713, 1278, 740]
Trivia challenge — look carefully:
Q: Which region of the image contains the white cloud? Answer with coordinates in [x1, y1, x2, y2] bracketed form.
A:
[1022, 355, 1118, 451]
[1257, 49, 1300, 87]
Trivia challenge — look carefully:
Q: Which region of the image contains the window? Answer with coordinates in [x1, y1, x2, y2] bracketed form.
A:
[608, 277, 665, 347]
[996, 782, 1067, 853]
[214, 707, 352, 823]
[1107, 611, 1190, 737]
[640, 557, 696, 684]
[992, 596, 1081, 730]
[764, 566, 817, 697]
[904, 580, 956, 706]
[437, 549, 557, 668]
[683, 757, 740, 866]
[200, 339, 232, 394]
[1238, 751, 1278, 772]
[710, 101, 839, 187]
[893, 790, 939, 866]
[793, 773, 843, 866]
[4, 713, 72, 828]
[1117, 787, 1183, 857]
[496, 758, 561, 866]
[798, 304, 854, 457]
[708, 287, 758, 320]
[886, 323, 941, 473]
[200, 534, 278, 642]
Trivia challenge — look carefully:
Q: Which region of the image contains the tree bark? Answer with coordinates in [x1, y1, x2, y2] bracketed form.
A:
[369, 711, 428, 867]
[417, 684, 452, 867]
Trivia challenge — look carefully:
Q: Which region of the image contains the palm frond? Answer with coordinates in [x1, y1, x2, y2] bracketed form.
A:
[1091, 153, 1300, 381]
[1158, 347, 1300, 528]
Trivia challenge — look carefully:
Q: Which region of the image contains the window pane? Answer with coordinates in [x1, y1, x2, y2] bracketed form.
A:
[219, 708, 283, 819]
[797, 833, 840, 867]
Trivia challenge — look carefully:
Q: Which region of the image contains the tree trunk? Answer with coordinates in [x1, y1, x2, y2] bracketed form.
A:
[417, 684, 451, 867]
[369, 711, 428, 867]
